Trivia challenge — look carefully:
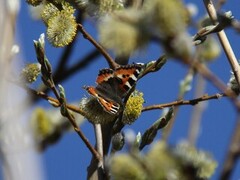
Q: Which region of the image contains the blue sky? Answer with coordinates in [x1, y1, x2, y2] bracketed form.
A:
[12, 0, 240, 179]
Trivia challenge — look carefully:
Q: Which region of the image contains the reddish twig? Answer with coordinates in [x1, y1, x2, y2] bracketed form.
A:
[142, 93, 225, 111]
[26, 87, 89, 118]
[24, 85, 101, 161]
[78, 23, 119, 69]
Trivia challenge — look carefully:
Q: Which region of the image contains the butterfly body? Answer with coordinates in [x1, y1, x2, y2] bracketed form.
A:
[84, 64, 142, 115]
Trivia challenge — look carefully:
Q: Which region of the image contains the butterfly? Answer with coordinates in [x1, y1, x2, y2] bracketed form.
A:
[84, 64, 142, 115]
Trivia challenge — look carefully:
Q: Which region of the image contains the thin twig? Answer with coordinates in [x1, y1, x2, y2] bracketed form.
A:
[78, 23, 119, 69]
[22, 84, 101, 161]
[53, 84, 101, 161]
[62, 102, 101, 161]
[142, 93, 225, 111]
[220, 115, 240, 180]
[203, 0, 240, 89]
[25, 86, 88, 117]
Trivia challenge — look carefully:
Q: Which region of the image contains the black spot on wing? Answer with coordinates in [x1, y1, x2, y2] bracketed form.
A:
[128, 77, 136, 86]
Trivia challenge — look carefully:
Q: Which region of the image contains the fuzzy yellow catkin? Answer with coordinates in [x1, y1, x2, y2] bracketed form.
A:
[31, 108, 54, 140]
[21, 63, 41, 83]
[143, 0, 193, 59]
[109, 140, 217, 179]
[199, 37, 221, 61]
[110, 154, 147, 180]
[41, 2, 77, 47]
[77, 0, 124, 17]
[97, 0, 124, 15]
[99, 9, 149, 56]
[146, 141, 181, 179]
[41, 2, 59, 24]
[144, 0, 189, 39]
[122, 91, 144, 124]
[46, 10, 77, 47]
[174, 142, 217, 179]
[41, 1, 75, 24]
[79, 97, 117, 124]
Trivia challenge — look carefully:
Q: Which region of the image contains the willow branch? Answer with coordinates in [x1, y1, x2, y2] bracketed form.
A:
[203, 0, 240, 89]
[26, 86, 87, 117]
[78, 24, 119, 69]
[49, 95, 101, 161]
[60, 98, 101, 162]
[23, 85, 101, 161]
[142, 93, 225, 111]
